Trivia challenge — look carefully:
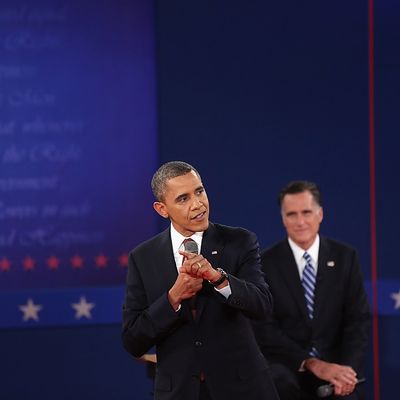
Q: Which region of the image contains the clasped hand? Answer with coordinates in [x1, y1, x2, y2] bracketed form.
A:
[179, 250, 218, 281]
[168, 251, 219, 309]
[305, 358, 358, 397]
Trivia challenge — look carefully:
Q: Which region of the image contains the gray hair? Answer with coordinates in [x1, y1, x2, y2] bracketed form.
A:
[151, 161, 201, 201]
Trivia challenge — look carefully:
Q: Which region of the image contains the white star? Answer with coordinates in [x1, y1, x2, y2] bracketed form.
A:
[71, 296, 95, 319]
[19, 298, 43, 321]
[390, 290, 400, 310]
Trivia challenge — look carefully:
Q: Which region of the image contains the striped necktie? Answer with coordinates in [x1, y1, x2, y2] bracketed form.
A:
[302, 252, 319, 357]
[302, 252, 316, 319]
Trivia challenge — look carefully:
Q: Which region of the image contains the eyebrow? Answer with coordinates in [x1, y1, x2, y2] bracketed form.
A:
[175, 193, 188, 203]
[285, 209, 314, 216]
[174, 186, 204, 203]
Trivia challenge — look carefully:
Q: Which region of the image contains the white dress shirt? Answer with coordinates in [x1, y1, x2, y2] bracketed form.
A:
[288, 234, 320, 279]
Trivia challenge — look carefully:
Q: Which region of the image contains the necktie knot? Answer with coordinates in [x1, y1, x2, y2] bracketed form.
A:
[303, 251, 312, 265]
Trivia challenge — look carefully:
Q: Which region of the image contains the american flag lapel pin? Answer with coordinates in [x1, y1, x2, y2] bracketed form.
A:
[327, 261, 335, 267]
[211, 250, 218, 255]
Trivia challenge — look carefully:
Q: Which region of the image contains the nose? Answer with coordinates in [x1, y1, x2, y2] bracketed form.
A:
[191, 197, 202, 209]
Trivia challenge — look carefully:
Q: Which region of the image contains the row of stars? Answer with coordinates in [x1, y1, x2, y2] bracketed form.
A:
[20, 297, 96, 321]
[390, 290, 400, 309]
[0, 253, 129, 272]
[17, 290, 400, 324]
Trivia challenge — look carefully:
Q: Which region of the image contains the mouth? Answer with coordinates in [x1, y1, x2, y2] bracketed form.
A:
[294, 229, 309, 234]
[192, 211, 207, 221]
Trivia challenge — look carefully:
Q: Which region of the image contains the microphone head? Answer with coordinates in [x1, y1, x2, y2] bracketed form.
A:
[316, 383, 333, 398]
[183, 240, 199, 254]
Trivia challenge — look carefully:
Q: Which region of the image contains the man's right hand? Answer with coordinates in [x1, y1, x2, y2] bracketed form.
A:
[167, 272, 203, 311]
[304, 358, 358, 397]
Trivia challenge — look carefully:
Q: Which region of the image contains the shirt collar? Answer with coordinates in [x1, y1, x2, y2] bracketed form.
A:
[288, 234, 320, 267]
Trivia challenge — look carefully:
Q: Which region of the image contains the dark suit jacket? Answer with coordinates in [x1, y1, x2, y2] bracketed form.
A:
[253, 237, 370, 375]
[122, 222, 278, 400]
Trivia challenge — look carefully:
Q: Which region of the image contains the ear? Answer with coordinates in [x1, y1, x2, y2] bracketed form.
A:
[153, 201, 169, 219]
[318, 207, 324, 223]
[280, 210, 287, 228]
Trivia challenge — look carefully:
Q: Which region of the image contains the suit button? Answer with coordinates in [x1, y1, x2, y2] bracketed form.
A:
[195, 341, 203, 347]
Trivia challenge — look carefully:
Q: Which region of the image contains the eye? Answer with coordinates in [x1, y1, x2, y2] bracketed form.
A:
[177, 196, 187, 203]
[196, 188, 204, 195]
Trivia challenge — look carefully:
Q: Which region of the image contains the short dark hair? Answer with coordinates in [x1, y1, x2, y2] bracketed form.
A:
[151, 161, 201, 201]
[278, 180, 322, 207]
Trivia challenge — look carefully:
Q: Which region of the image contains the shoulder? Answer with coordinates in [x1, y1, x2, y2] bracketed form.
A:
[261, 239, 290, 260]
[130, 228, 169, 257]
[320, 236, 357, 255]
[212, 222, 257, 242]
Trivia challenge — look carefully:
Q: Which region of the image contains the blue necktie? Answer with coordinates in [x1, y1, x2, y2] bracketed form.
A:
[302, 252, 316, 319]
[302, 252, 319, 357]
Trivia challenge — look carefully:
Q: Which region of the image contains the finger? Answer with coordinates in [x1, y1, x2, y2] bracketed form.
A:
[194, 261, 203, 274]
[341, 373, 358, 385]
[193, 261, 202, 269]
[179, 250, 198, 260]
[188, 260, 204, 276]
[333, 383, 346, 397]
[343, 367, 357, 377]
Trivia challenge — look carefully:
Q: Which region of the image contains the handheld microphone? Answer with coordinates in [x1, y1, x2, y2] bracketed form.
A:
[181, 239, 200, 311]
[316, 377, 366, 398]
[183, 240, 199, 255]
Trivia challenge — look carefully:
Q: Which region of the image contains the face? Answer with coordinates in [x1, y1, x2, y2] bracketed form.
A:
[153, 171, 209, 236]
[281, 190, 323, 250]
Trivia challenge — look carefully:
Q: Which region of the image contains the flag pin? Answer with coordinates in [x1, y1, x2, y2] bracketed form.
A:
[212, 251, 218, 255]
[327, 261, 335, 267]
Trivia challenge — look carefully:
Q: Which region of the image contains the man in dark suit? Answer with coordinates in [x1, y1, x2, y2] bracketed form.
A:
[122, 161, 279, 400]
[253, 180, 370, 400]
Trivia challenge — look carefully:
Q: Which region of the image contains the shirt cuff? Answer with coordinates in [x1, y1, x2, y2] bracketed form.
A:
[174, 304, 182, 312]
[214, 283, 231, 298]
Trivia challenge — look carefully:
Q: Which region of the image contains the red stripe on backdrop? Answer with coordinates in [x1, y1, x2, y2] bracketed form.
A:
[368, 1, 380, 400]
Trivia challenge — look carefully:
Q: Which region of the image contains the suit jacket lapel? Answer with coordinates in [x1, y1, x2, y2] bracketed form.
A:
[195, 223, 224, 321]
[201, 223, 224, 267]
[155, 228, 179, 289]
[314, 237, 332, 320]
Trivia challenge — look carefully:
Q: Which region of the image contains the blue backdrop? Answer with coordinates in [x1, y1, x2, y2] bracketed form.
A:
[0, 0, 157, 329]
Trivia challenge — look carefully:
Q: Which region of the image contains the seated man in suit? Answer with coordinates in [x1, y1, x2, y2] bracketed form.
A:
[122, 161, 279, 400]
[253, 180, 371, 400]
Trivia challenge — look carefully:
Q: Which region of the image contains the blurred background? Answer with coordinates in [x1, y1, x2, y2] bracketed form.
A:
[0, 1, 398, 399]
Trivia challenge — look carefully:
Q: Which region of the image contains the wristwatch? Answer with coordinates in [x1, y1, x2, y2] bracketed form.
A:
[208, 268, 228, 287]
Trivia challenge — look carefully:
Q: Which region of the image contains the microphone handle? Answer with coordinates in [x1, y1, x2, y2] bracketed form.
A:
[316, 377, 366, 398]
